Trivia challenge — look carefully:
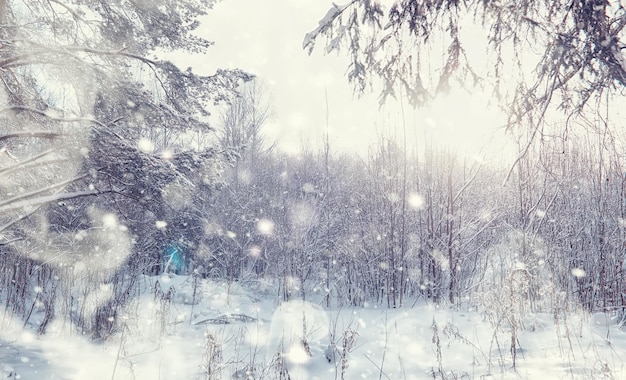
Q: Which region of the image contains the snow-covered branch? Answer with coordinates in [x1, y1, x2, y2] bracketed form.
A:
[0, 131, 63, 143]
[0, 189, 108, 216]
[0, 106, 118, 128]
[0, 174, 89, 211]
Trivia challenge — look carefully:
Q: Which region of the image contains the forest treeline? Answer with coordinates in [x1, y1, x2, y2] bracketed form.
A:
[2, 86, 624, 339]
[202, 114, 626, 316]
[1, 0, 625, 341]
[0, 81, 626, 336]
[3, 99, 625, 341]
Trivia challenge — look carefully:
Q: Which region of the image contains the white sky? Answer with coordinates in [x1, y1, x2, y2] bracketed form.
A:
[168, 0, 514, 163]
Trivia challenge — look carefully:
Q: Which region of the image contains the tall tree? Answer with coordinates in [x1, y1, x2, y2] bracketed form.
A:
[0, 0, 250, 243]
[0, 0, 251, 336]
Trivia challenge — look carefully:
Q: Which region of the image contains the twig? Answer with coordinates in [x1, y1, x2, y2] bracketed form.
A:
[363, 353, 391, 380]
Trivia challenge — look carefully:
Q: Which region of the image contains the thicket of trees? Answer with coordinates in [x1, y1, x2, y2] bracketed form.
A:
[0, 0, 625, 342]
[203, 87, 626, 318]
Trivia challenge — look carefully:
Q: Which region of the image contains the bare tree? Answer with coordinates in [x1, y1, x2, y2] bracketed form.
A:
[219, 80, 273, 163]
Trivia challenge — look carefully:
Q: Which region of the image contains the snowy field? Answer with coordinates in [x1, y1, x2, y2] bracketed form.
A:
[0, 274, 625, 379]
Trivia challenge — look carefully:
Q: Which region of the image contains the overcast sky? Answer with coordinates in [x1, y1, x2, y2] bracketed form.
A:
[171, 0, 512, 162]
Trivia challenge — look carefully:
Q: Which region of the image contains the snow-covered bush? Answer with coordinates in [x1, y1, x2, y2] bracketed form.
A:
[471, 230, 557, 327]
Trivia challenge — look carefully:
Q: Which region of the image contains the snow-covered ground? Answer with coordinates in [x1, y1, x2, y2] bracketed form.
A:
[0, 274, 625, 379]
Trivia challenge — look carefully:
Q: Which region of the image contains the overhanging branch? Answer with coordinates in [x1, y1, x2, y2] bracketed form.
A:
[0, 131, 62, 142]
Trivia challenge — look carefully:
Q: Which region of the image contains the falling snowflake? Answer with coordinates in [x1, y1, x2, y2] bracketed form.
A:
[256, 219, 275, 235]
[102, 213, 118, 228]
[248, 246, 261, 258]
[408, 192, 424, 209]
[286, 344, 310, 364]
[571, 268, 586, 278]
[137, 138, 154, 153]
